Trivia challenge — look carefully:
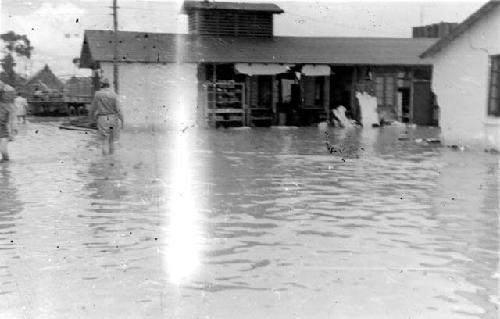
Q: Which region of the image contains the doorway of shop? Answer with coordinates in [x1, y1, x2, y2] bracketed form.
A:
[278, 75, 301, 126]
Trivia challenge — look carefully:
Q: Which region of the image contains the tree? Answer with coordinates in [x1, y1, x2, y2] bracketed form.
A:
[0, 31, 33, 86]
[0, 54, 16, 85]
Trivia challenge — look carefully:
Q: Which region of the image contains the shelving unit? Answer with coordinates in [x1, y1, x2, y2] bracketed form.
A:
[206, 81, 246, 127]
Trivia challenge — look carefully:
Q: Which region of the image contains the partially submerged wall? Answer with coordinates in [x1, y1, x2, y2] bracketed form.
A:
[100, 62, 199, 128]
[355, 91, 379, 127]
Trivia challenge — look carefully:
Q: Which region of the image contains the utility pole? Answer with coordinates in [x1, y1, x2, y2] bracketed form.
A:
[113, 0, 119, 93]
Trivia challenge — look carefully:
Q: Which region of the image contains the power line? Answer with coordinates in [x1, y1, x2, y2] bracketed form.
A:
[93, 3, 180, 12]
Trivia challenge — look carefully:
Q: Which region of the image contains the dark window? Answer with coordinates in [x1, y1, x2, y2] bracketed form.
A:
[216, 64, 235, 80]
[314, 77, 324, 105]
[204, 64, 235, 81]
[413, 68, 432, 80]
[258, 76, 273, 106]
[205, 64, 214, 81]
[488, 55, 500, 117]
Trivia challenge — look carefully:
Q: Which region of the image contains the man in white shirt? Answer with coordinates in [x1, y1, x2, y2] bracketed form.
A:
[89, 79, 124, 155]
[14, 92, 28, 124]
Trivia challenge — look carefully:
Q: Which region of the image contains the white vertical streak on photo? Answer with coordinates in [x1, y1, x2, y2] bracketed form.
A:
[165, 0, 201, 286]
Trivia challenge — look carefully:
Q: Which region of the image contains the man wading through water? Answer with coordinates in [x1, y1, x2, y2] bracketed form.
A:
[89, 78, 124, 154]
[0, 84, 18, 163]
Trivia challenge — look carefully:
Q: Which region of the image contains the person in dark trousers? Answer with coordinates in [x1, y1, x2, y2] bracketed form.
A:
[89, 79, 124, 155]
[0, 85, 18, 163]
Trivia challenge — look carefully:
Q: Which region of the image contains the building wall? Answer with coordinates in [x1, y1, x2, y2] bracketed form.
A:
[428, 5, 500, 148]
[100, 62, 199, 128]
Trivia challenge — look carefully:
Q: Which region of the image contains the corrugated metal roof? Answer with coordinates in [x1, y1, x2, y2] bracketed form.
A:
[81, 30, 436, 68]
[421, 0, 500, 58]
[181, 1, 284, 14]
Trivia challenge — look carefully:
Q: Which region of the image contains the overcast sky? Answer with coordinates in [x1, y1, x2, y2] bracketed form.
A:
[0, 0, 487, 79]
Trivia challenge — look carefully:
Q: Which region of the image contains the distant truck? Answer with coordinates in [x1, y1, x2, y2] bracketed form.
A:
[27, 77, 94, 116]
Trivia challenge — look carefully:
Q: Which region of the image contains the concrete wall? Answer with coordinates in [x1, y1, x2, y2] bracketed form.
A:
[100, 62, 199, 129]
[428, 5, 500, 148]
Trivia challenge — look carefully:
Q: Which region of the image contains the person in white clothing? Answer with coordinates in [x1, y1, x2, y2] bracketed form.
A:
[14, 92, 28, 124]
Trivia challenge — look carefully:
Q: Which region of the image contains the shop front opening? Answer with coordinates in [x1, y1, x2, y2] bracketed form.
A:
[330, 66, 355, 120]
[277, 71, 301, 126]
[202, 63, 246, 127]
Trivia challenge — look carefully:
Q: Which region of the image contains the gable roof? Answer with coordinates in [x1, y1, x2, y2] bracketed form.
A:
[23, 65, 64, 91]
[80, 30, 436, 68]
[181, 1, 284, 14]
[421, 0, 500, 58]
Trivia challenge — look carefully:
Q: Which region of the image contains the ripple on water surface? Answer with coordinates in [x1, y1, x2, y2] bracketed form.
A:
[0, 122, 497, 319]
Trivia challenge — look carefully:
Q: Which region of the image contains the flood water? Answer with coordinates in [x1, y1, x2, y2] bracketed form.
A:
[0, 118, 498, 319]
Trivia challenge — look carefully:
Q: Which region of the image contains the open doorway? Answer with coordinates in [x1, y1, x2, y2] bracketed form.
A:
[277, 73, 300, 125]
[412, 80, 434, 126]
[397, 87, 410, 123]
[330, 66, 354, 119]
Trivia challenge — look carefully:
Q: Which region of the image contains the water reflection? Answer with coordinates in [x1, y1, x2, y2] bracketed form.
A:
[0, 122, 497, 319]
[428, 154, 499, 317]
[66, 136, 168, 317]
[165, 128, 203, 285]
[186, 126, 498, 319]
[0, 165, 23, 298]
[83, 158, 130, 250]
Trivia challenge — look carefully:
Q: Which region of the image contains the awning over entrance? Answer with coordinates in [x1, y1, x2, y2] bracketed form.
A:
[302, 64, 331, 76]
[234, 63, 292, 75]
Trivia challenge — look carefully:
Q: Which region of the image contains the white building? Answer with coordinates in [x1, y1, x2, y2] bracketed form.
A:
[421, 0, 500, 150]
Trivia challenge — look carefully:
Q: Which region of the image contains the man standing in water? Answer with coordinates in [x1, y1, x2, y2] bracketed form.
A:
[89, 78, 124, 154]
[0, 85, 18, 163]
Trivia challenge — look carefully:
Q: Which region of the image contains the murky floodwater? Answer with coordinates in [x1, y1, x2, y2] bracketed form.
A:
[0, 118, 498, 319]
